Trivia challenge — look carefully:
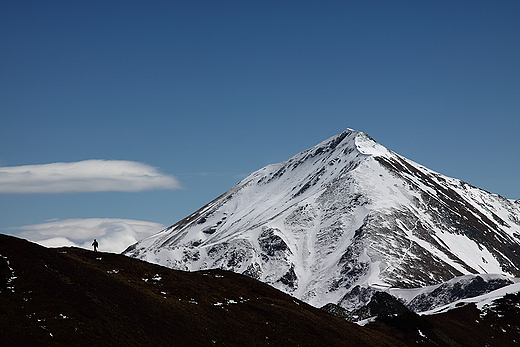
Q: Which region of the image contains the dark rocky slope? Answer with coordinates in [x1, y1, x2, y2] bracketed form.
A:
[0, 234, 405, 347]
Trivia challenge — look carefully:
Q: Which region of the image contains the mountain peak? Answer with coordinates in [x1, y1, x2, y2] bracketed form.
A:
[298, 128, 387, 156]
[125, 129, 520, 312]
[303, 129, 390, 161]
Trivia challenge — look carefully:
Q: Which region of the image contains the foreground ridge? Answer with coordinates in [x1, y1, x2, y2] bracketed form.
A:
[1, 234, 406, 347]
[3, 234, 520, 346]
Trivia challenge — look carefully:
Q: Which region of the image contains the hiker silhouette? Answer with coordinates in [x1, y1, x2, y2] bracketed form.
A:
[92, 239, 99, 252]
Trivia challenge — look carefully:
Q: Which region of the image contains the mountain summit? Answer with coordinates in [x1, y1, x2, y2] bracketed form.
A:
[124, 129, 520, 310]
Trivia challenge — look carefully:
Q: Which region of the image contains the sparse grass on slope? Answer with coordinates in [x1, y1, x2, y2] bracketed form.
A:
[0, 234, 406, 347]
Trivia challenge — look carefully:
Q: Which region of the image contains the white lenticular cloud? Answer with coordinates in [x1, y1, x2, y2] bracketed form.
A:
[0, 160, 181, 194]
[11, 218, 165, 253]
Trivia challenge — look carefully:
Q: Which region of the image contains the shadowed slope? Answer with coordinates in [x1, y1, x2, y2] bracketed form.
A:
[0, 234, 405, 347]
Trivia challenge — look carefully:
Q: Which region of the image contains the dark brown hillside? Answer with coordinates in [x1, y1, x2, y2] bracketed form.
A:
[0, 234, 406, 347]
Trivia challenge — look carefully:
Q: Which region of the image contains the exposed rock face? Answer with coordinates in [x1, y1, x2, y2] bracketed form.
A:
[405, 275, 515, 313]
[124, 129, 520, 312]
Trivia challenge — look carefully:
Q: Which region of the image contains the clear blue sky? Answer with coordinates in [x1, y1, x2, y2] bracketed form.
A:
[1, 1, 519, 251]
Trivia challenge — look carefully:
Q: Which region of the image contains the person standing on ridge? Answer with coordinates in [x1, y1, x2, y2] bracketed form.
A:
[92, 239, 99, 252]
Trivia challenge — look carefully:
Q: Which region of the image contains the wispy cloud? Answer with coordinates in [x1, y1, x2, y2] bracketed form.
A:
[0, 160, 181, 193]
[8, 218, 165, 253]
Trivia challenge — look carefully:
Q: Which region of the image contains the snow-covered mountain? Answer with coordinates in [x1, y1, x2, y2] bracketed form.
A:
[124, 129, 520, 313]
